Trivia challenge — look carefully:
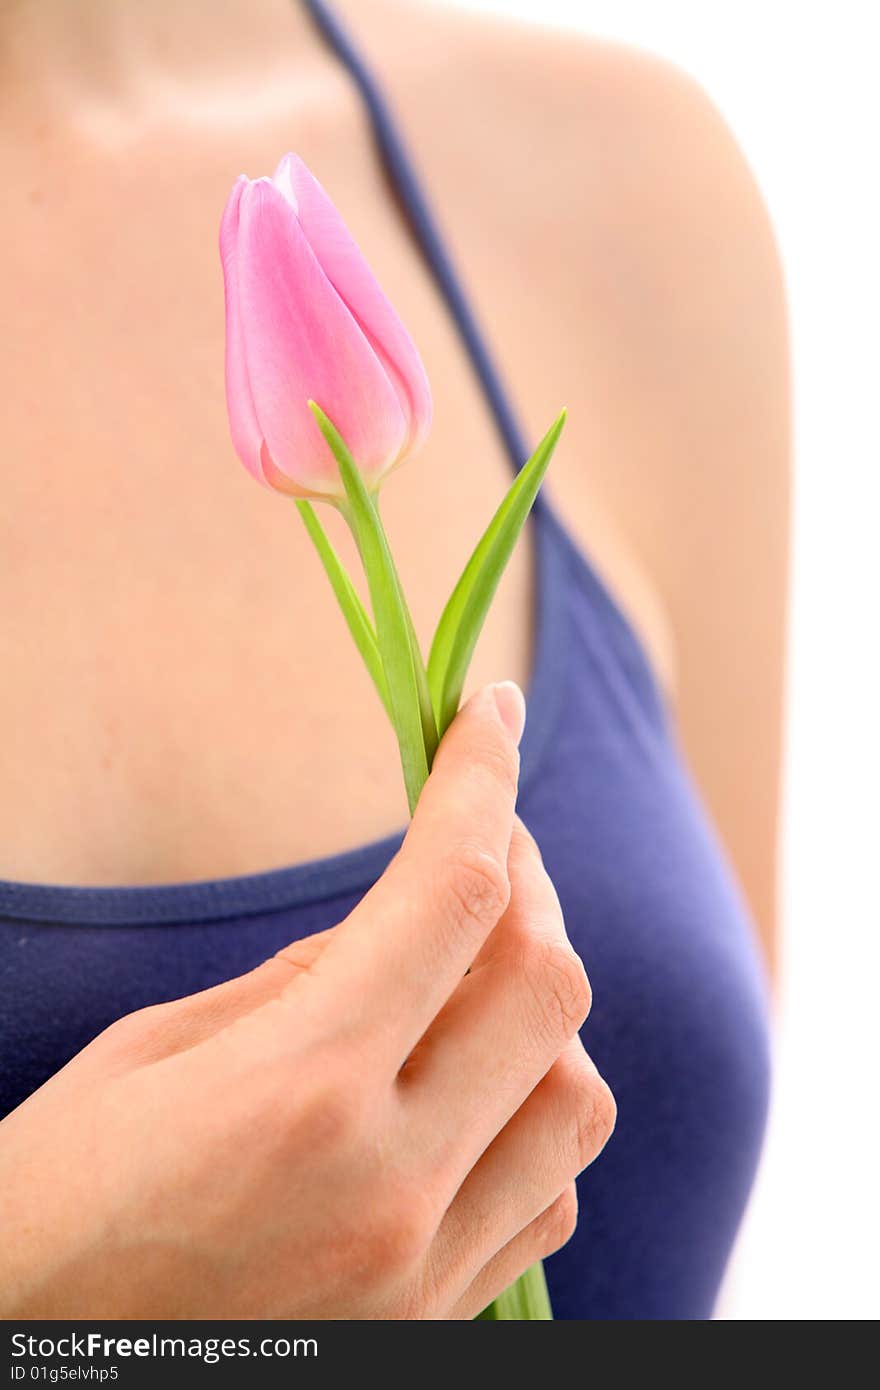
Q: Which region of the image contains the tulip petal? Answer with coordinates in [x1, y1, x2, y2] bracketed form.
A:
[219, 177, 269, 486]
[274, 154, 433, 459]
[237, 178, 408, 496]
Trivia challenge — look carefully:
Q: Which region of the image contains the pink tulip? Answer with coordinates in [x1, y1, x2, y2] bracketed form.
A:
[220, 153, 432, 500]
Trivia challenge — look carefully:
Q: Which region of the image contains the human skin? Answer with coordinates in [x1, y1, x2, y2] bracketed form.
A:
[0, 1, 789, 981]
[0, 683, 616, 1319]
[0, 0, 788, 1315]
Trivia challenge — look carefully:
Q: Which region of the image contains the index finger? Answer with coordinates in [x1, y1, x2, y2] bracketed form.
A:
[312, 681, 526, 1063]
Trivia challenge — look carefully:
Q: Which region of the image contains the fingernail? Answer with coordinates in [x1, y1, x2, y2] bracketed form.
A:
[492, 681, 526, 745]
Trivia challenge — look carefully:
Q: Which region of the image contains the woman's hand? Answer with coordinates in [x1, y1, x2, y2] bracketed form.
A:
[0, 683, 615, 1319]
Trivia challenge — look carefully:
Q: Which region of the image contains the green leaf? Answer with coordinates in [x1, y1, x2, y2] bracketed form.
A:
[373, 494, 439, 773]
[428, 409, 566, 737]
[294, 499, 392, 722]
[308, 402, 429, 816]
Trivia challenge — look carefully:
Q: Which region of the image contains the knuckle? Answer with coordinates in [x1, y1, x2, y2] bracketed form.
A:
[99, 1009, 144, 1050]
[389, 1198, 435, 1271]
[306, 1087, 360, 1152]
[362, 1191, 437, 1281]
[437, 842, 511, 939]
[97, 1001, 177, 1061]
[535, 1186, 579, 1258]
[525, 940, 592, 1040]
[507, 820, 545, 873]
[272, 934, 324, 972]
[588, 1075, 618, 1155]
[564, 1061, 618, 1168]
[292, 1063, 372, 1155]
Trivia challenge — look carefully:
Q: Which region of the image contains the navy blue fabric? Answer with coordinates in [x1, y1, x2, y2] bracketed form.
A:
[0, 0, 771, 1320]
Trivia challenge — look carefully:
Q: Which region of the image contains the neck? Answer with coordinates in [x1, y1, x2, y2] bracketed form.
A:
[0, 0, 323, 118]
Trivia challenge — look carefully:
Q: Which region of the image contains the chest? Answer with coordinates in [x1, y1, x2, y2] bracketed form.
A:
[0, 566, 771, 1316]
[0, 109, 536, 885]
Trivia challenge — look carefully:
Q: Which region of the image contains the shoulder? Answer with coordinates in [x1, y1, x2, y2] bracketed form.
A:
[356, 1, 790, 675]
[351, 2, 790, 967]
[354, 0, 788, 283]
[353, 1, 790, 511]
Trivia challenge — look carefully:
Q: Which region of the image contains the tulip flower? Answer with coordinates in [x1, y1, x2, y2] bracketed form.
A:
[220, 153, 432, 500]
[219, 154, 566, 1322]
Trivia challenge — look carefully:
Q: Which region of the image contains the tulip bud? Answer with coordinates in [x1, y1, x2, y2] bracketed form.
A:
[220, 153, 432, 501]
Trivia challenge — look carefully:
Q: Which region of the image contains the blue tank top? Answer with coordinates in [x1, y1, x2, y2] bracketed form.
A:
[0, 0, 771, 1320]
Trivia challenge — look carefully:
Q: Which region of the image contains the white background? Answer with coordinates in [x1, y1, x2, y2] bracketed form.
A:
[446, 0, 880, 1320]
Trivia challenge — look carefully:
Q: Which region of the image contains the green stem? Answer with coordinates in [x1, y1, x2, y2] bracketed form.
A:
[304, 403, 554, 1320]
[309, 403, 428, 815]
[295, 499, 392, 721]
[372, 492, 439, 771]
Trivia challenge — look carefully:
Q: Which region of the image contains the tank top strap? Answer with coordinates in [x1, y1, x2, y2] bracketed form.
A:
[301, 0, 536, 482]
[301, 0, 666, 724]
